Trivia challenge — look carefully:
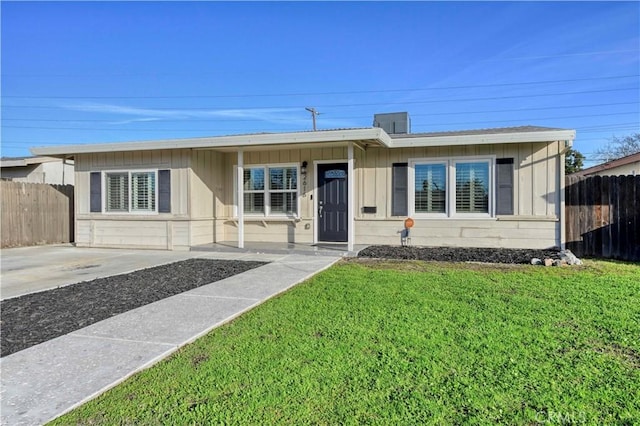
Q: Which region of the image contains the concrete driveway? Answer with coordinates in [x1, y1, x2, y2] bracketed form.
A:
[1, 244, 342, 425]
[0, 245, 208, 300]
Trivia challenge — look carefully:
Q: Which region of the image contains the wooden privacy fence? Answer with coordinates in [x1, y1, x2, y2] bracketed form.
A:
[1, 181, 74, 248]
[565, 175, 639, 261]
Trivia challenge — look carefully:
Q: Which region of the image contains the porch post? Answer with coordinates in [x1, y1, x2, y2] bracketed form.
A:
[237, 150, 244, 249]
[347, 141, 355, 252]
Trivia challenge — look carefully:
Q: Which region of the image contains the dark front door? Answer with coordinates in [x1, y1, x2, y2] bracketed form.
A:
[317, 163, 348, 242]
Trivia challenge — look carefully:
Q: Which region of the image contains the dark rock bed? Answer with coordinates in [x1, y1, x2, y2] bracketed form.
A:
[2, 247, 563, 357]
[358, 245, 561, 264]
[0, 258, 266, 357]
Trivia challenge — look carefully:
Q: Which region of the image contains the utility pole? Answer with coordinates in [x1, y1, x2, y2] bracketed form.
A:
[305, 107, 320, 131]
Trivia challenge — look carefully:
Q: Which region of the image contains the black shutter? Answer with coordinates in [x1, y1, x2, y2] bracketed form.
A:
[392, 163, 408, 216]
[158, 169, 171, 213]
[90, 172, 101, 212]
[496, 158, 514, 215]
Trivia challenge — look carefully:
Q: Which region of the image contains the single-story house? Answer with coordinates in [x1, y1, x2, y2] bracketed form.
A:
[569, 151, 640, 177]
[0, 156, 75, 185]
[31, 113, 575, 251]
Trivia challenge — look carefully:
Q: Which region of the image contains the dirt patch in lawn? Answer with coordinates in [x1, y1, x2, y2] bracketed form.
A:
[593, 343, 640, 369]
[0, 258, 266, 357]
[345, 258, 528, 272]
[358, 245, 561, 264]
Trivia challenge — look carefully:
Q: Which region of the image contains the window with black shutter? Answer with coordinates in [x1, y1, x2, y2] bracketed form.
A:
[90, 172, 101, 212]
[392, 163, 408, 216]
[158, 169, 171, 213]
[90, 169, 169, 214]
[495, 158, 514, 215]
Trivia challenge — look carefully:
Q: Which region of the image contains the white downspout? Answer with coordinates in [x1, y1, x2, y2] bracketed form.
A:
[558, 139, 573, 250]
[237, 150, 244, 249]
[559, 150, 566, 250]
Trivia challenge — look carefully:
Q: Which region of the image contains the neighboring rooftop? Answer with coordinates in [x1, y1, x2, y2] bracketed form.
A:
[0, 156, 66, 167]
[570, 151, 640, 177]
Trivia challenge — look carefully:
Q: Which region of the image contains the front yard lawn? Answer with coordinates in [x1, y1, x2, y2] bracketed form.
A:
[52, 259, 640, 425]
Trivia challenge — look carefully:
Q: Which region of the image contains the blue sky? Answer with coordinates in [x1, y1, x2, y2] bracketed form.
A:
[2, 1, 638, 166]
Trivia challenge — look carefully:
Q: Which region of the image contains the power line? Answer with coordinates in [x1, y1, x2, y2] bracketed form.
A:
[3, 87, 637, 111]
[412, 112, 639, 127]
[389, 102, 639, 118]
[5, 120, 638, 133]
[4, 74, 638, 100]
[3, 48, 636, 78]
[477, 49, 639, 62]
[4, 111, 638, 125]
[3, 104, 638, 123]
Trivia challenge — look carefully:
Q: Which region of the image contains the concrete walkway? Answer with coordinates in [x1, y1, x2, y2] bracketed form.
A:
[0, 249, 341, 425]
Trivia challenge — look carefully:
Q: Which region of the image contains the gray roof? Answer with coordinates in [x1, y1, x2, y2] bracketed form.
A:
[31, 125, 576, 157]
[390, 125, 569, 139]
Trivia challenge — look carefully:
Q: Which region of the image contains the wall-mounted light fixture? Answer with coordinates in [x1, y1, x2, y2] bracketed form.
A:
[301, 161, 308, 176]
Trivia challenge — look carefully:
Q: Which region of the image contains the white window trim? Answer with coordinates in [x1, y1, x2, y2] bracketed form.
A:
[235, 163, 301, 218]
[102, 169, 159, 215]
[408, 159, 448, 218]
[409, 156, 495, 219]
[451, 157, 494, 218]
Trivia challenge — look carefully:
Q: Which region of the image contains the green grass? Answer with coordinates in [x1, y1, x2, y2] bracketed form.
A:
[51, 260, 640, 425]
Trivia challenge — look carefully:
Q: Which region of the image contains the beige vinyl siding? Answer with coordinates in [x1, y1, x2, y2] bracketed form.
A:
[76, 149, 190, 216]
[354, 142, 561, 220]
[217, 141, 562, 247]
[352, 141, 562, 248]
[73, 137, 564, 250]
[190, 150, 223, 219]
[189, 219, 214, 246]
[92, 221, 168, 248]
[75, 149, 194, 249]
[75, 220, 91, 245]
[189, 150, 227, 245]
[355, 218, 557, 249]
[76, 218, 192, 250]
[219, 147, 345, 242]
[222, 219, 314, 244]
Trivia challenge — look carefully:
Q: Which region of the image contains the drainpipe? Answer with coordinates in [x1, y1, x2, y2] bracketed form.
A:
[558, 139, 572, 250]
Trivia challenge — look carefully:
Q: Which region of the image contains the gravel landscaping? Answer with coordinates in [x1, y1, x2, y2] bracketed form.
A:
[358, 245, 562, 264]
[0, 258, 266, 357]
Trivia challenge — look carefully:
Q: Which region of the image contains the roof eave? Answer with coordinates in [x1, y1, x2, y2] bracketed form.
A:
[29, 128, 575, 156]
[1, 156, 64, 166]
[388, 129, 576, 149]
[30, 128, 393, 157]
